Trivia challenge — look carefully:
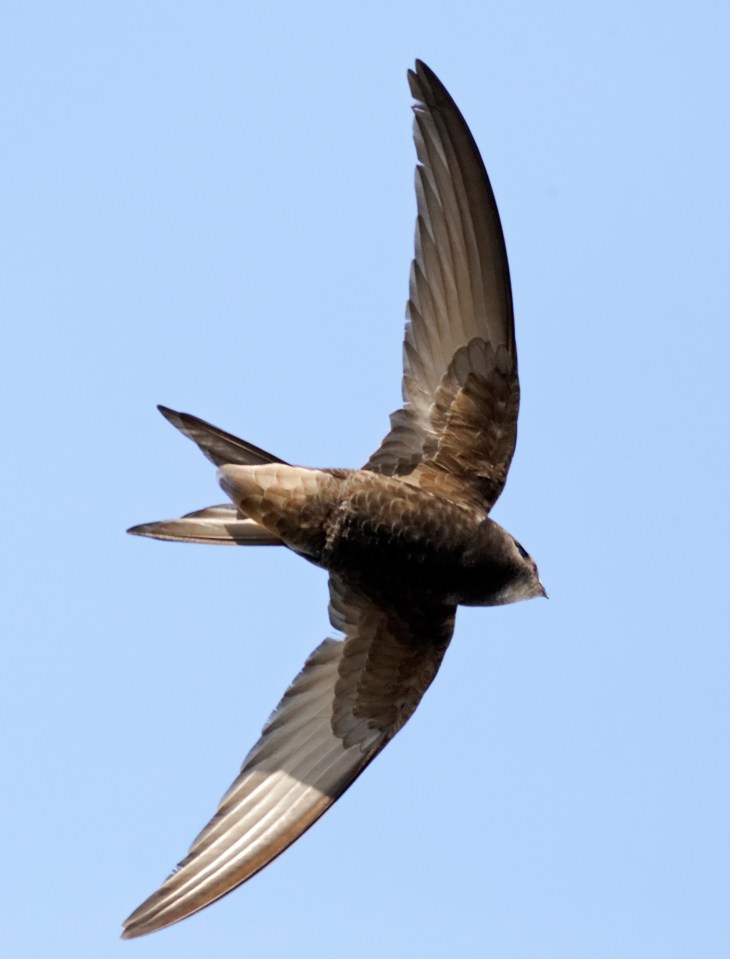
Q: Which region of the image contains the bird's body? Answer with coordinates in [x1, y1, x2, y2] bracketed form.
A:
[123, 60, 545, 939]
[218, 463, 541, 608]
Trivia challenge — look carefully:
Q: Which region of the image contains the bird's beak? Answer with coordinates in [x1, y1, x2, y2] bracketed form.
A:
[539, 581, 549, 599]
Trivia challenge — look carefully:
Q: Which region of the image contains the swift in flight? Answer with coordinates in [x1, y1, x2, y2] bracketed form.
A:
[123, 60, 545, 939]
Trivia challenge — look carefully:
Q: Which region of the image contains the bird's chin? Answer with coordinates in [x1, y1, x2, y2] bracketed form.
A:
[465, 578, 546, 607]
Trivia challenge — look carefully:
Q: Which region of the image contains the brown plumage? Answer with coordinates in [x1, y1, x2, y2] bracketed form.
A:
[123, 60, 545, 940]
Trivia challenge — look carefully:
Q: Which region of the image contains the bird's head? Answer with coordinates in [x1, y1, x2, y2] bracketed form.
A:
[461, 521, 547, 607]
[505, 535, 547, 602]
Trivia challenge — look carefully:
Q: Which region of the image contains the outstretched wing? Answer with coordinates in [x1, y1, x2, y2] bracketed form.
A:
[122, 578, 455, 939]
[366, 61, 519, 512]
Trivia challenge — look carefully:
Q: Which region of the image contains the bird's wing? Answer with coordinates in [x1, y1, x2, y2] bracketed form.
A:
[366, 61, 519, 512]
[122, 577, 455, 939]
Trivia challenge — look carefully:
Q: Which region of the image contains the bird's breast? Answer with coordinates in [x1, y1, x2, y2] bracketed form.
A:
[319, 472, 515, 606]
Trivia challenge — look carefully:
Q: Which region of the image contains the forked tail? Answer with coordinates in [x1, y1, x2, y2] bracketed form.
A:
[127, 407, 288, 546]
[157, 405, 287, 467]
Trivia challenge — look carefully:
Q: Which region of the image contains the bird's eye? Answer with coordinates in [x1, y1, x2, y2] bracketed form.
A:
[514, 540, 529, 559]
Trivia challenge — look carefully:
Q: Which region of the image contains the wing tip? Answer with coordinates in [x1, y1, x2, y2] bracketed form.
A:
[408, 59, 440, 103]
[120, 906, 153, 940]
[120, 916, 165, 940]
[121, 887, 182, 940]
[412, 58, 431, 78]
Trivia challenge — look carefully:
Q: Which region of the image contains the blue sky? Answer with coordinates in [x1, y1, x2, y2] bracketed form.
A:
[2, 2, 729, 956]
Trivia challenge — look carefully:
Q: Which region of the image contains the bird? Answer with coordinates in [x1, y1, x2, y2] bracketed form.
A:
[122, 59, 545, 940]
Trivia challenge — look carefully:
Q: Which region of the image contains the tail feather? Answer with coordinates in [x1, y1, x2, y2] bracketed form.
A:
[158, 406, 287, 468]
[127, 504, 282, 546]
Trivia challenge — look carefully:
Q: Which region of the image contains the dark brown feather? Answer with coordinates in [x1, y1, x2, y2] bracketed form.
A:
[366, 60, 519, 512]
[122, 577, 454, 938]
[124, 61, 544, 941]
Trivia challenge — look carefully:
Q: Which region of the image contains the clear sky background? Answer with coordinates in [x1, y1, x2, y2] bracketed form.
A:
[2, 2, 729, 957]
